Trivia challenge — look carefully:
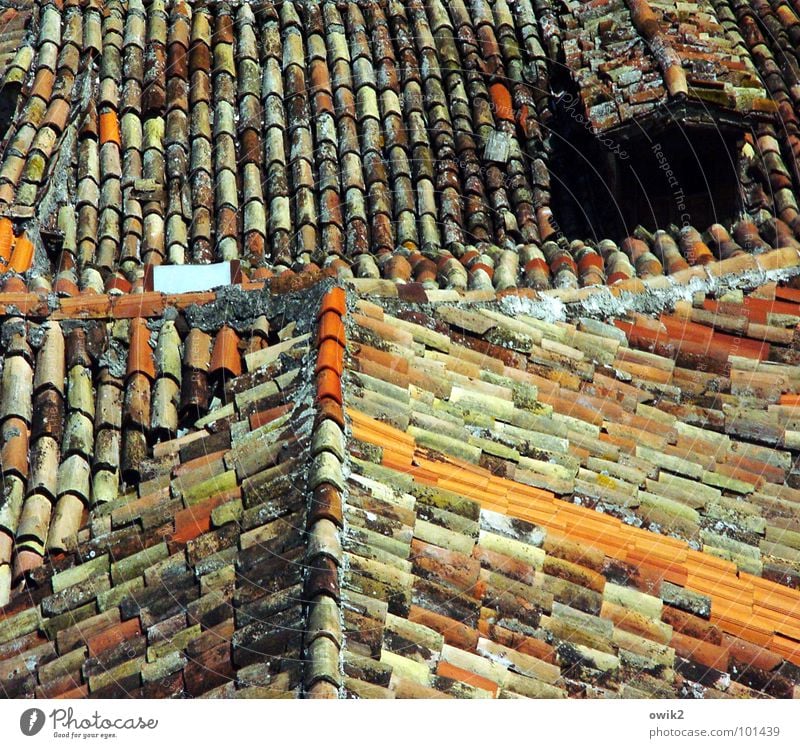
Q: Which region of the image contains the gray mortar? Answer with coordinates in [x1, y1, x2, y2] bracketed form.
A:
[365, 261, 800, 360]
[184, 285, 274, 332]
[26, 321, 45, 348]
[97, 337, 128, 379]
[22, 53, 92, 279]
[495, 261, 800, 324]
[0, 317, 26, 347]
[45, 292, 60, 313]
[184, 277, 338, 335]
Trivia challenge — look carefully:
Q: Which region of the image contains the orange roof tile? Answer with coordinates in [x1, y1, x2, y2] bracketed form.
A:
[127, 318, 156, 379]
[8, 233, 33, 273]
[209, 325, 243, 377]
[0, 218, 14, 266]
[436, 661, 499, 697]
[317, 368, 342, 405]
[319, 286, 346, 317]
[99, 111, 121, 146]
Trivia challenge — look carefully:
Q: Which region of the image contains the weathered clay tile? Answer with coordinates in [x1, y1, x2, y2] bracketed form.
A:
[0, 0, 799, 704]
[209, 325, 242, 380]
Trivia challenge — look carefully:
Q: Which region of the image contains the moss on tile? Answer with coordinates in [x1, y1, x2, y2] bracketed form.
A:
[51, 554, 110, 594]
[111, 542, 169, 585]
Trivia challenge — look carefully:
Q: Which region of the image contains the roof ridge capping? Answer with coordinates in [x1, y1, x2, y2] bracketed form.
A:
[304, 285, 347, 698]
[536, 246, 800, 318]
[346, 246, 800, 323]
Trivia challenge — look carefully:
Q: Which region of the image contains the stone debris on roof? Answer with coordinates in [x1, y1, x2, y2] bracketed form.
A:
[559, 0, 773, 133]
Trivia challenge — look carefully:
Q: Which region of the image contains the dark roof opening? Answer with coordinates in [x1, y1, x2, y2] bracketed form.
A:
[549, 99, 745, 241]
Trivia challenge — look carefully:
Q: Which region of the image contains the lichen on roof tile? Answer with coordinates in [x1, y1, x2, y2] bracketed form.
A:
[3, 0, 800, 703]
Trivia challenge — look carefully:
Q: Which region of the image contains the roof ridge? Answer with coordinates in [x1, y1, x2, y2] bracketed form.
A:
[0, 246, 798, 324]
[303, 285, 347, 697]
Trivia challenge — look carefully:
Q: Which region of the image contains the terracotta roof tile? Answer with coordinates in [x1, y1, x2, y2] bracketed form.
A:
[1, 0, 800, 703]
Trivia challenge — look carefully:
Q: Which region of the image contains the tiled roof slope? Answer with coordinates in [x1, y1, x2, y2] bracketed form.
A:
[0, 0, 798, 297]
[342, 286, 800, 698]
[3, 274, 800, 698]
[0, 281, 342, 697]
[0, 2, 32, 82]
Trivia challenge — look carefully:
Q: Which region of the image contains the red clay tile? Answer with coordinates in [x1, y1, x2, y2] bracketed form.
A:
[42, 97, 71, 134]
[209, 325, 242, 378]
[714, 462, 763, 489]
[384, 254, 412, 282]
[127, 318, 156, 379]
[0, 276, 27, 293]
[86, 618, 143, 658]
[250, 266, 274, 281]
[316, 338, 345, 377]
[11, 549, 42, 582]
[30, 68, 54, 100]
[184, 328, 212, 371]
[577, 252, 604, 273]
[411, 538, 480, 591]
[352, 343, 408, 374]
[721, 633, 783, 672]
[172, 449, 229, 478]
[167, 291, 217, 311]
[316, 368, 342, 405]
[248, 402, 293, 430]
[354, 355, 410, 390]
[408, 606, 480, 652]
[319, 286, 346, 318]
[0, 218, 14, 266]
[308, 682, 339, 699]
[353, 313, 413, 345]
[36, 672, 84, 699]
[436, 661, 499, 696]
[112, 292, 166, 319]
[99, 110, 121, 146]
[477, 620, 558, 664]
[1, 417, 29, 479]
[315, 397, 345, 430]
[55, 294, 113, 319]
[172, 490, 236, 545]
[308, 482, 343, 528]
[56, 684, 88, 699]
[489, 82, 514, 122]
[671, 630, 731, 671]
[318, 310, 345, 346]
[0, 183, 16, 205]
[607, 271, 630, 285]
[105, 275, 132, 295]
[662, 607, 723, 644]
[53, 276, 79, 297]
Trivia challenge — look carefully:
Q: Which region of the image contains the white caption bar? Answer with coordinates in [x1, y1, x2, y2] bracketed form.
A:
[0, 698, 796, 748]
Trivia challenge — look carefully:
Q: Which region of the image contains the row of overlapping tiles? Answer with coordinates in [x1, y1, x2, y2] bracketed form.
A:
[0, 286, 336, 696]
[327, 285, 800, 697]
[338, 456, 800, 697]
[0, 0, 549, 275]
[1, 272, 800, 592]
[1, 270, 800, 562]
[339, 293, 800, 680]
